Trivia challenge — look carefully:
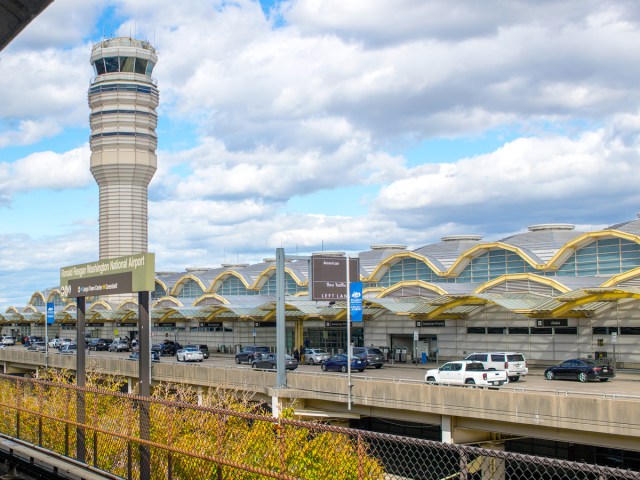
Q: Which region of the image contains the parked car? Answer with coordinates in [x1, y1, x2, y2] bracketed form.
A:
[353, 347, 385, 369]
[88, 338, 111, 351]
[321, 354, 366, 373]
[1, 336, 15, 346]
[544, 359, 614, 383]
[58, 338, 74, 349]
[176, 346, 204, 362]
[425, 361, 509, 387]
[108, 340, 130, 352]
[48, 338, 62, 348]
[463, 352, 528, 382]
[152, 340, 181, 356]
[303, 348, 331, 365]
[27, 341, 46, 352]
[23, 336, 43, 346]
[184, 344, 209, 359]
[128, 351, 160, 362]
[59, 343, 77, 355]
[251, 353, 299, 370]
[235, 346, 270, 364]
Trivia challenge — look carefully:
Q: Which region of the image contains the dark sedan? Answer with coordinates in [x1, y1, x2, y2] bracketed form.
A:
[251, 353, 298, 370]
[321, 354, 366, 373]
[544, 359, 614, 383]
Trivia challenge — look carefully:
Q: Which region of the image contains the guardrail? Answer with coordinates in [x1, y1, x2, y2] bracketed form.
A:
[0, 373, 637, 479]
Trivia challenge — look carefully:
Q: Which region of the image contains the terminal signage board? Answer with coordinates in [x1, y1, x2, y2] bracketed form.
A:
[416, 320, 446, 327]
[60, 253, 155, 298]
[536, 319, 568, 327]
[350, 282, 363, 322]
[46, 302, 55, 325]
[311, 256, 359, 301]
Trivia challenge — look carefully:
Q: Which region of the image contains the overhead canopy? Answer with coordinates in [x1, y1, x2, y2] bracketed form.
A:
[0, 0, 53, 51]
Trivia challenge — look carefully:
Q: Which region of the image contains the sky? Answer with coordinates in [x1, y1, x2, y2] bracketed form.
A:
[1, 0, 640, 308]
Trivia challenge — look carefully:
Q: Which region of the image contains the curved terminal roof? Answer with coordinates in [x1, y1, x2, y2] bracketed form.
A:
[7, 214, 640, 322]
[0, 0, 52, 51]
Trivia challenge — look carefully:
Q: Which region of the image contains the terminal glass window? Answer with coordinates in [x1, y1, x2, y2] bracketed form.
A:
[369, 258, 437, 288]
[52, 293, 65, 307]
[32, 296, 45, 307]
[218, 276, 257, 296]
[177, 279, 204, 299]
[456, 249, 538, 283]
[152, 283, 166, 299]
[258, 273, 306, 295]
[145, 61, 155, 76]
[556, 237, 640, 276]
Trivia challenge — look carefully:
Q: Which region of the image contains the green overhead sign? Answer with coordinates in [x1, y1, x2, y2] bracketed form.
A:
[60, 253, 155, 298]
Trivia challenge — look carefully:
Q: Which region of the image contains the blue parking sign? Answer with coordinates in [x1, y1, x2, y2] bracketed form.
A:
[350, 282, 363, 322]
[46, 302, 55, 325]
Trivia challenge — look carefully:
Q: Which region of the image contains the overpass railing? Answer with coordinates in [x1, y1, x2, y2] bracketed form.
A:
[0, 373, 636, 480]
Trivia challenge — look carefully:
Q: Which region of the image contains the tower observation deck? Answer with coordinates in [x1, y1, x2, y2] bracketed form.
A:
[88, 37, 158, 262]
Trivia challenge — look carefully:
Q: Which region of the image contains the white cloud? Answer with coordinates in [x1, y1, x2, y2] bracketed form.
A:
[0, 146, 92, 203]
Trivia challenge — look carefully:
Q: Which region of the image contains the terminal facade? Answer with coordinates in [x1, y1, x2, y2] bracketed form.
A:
[4, 217, 640, 367]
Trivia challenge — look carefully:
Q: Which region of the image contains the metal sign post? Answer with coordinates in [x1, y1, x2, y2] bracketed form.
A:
[346, 257, 352, 411]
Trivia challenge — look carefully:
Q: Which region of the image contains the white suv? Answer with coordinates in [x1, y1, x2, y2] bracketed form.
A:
[1, 336, 15, 346]
[463, 352, 528, 382]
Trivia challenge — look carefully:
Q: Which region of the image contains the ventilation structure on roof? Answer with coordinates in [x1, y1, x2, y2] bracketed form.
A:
[528, 224, 575, 232]
[441, 235, 482, 242]
[370, 245, 407, 250]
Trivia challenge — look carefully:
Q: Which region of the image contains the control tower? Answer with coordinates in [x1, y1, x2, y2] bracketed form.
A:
[88, 37, 158, 262]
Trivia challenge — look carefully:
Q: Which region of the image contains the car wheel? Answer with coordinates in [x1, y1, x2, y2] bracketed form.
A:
[199, 359, 203, 362]
[251, 363, 257, 368]
[359, 369, 365, 373]
[545, 370, 555, 380]
[375, 365, 382, 369]
[426, 376, 436, 384]
[309, 358, 315, 365]
[578, 372, 588, 383]
[509, 376, 519, 382]
[321, 364, 327, 371]
[600, 378, 609, 382]
[235, 357, 241, 364]
[465, 379, 475, 385]
[177, 356, 181, 362]
[340, 365, 347, 373]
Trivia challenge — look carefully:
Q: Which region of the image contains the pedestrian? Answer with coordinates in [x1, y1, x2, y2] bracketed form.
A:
[293, 349, 300, 362]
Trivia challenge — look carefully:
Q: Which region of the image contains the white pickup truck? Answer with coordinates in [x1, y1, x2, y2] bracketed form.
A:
[425, 360, 509, 387]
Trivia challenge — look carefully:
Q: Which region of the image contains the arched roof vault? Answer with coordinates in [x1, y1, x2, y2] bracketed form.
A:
[208, 270, 251, 293]
[365, 251, 444, 282]
[447, 242, 544, 275]
[546, 230, 640, 270]
[378, 281, 450, 298]
[474, 273, 573, 294]
[170, 274, 208, 296]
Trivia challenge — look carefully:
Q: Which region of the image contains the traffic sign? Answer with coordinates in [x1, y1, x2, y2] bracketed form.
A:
[46, 302, 55, 325]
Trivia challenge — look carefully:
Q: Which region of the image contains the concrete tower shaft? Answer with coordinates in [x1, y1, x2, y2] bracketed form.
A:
[88, 37, 158, 261]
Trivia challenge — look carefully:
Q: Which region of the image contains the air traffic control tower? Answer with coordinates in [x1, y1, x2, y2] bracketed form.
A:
[88, 37, 158, 262]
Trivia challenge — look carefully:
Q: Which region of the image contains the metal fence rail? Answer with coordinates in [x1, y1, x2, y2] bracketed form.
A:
[0, 373, 637, 480]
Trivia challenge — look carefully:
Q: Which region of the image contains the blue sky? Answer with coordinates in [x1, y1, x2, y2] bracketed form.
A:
[2, 0, 640, 307]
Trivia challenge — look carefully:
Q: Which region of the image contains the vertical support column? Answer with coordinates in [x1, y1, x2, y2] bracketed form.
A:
[441, 415, 453, 444]
[275, 248, 286, 390]
[76, 296, 86, 463]
[138, 291, 151, 480]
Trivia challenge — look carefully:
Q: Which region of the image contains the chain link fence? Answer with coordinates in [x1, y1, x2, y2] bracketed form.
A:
[0, 373, 637, 480]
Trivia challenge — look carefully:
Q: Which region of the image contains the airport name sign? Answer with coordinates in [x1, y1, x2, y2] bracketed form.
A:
[60, 253, 155, 298]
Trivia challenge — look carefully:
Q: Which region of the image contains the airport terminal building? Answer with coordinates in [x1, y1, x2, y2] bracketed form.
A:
[4, 217, 640, 368]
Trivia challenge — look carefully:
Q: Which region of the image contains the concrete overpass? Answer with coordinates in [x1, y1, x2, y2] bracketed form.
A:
[0, 0, 53, 50]
[1, 348, 638, 453]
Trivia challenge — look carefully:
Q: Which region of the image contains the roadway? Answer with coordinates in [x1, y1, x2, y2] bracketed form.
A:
[30, 345, 640, 398]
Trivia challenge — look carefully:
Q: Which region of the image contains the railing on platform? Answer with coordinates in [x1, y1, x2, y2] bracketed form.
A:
[0, 373, 637, 480]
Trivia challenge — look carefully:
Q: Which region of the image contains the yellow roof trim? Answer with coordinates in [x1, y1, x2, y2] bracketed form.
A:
[151, 296, 183, 308]
[428, 297, 488, 319]
[208, 270, 252, 293]
[601, 266, 640, 288]
[193, 293, 229, 306]
[549, 290, 640, 317]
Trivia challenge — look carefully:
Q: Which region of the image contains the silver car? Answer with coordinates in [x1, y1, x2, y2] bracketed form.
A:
[304, 348, 331, 365]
